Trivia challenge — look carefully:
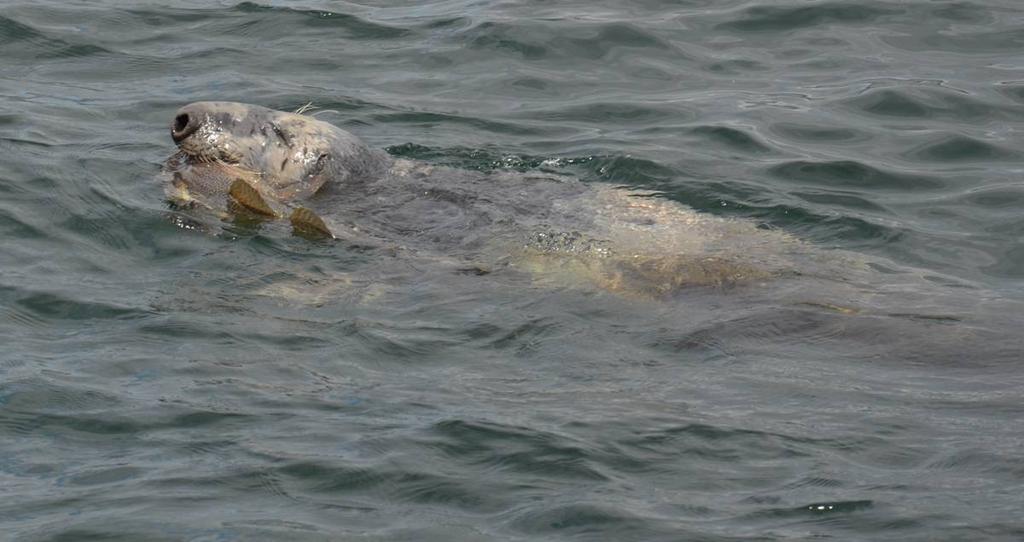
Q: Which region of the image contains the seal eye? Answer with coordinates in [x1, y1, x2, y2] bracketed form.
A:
[317, 153, 331, 168]
[270, 123, 291, 147]
[307, 153, 329, 177]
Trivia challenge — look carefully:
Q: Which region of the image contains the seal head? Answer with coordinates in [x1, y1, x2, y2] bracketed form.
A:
[165, 101, 388, 211]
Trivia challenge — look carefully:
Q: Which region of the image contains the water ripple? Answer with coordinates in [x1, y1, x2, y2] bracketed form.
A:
[3, 0, 1024, 539]
[716, 2, 903, 33]
[768, 159, 946, 191]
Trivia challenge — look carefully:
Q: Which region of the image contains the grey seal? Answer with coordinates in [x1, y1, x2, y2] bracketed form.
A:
[163, 101, 803, 298]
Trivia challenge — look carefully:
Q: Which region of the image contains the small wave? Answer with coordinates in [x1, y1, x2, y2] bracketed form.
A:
[340, 317, 467, 359]
[839, 86, 1019, 122]
[621, 422, 809, 463]
[461, 20, 672, 61]
[387, 143, 573, 172]
[2, 285, 150, 323]
[901, 134, 1019, 163]
[768, 122, 869, 144]
[275, 458, 513, 513]
[522, 101, 694, 127]
[233, 2, 412, 39]
[690, 125, 775, 155]
[428, 419, 610, 481]
[509, 503, 665, 537]
[747, 499, 874, 518]
[375, 110, 541, 136]
[703, 58, 770, 75]
[962, 185, 1024, 210]
[0, 379, 124, 424]
[716, 2, 902, 33]
[768, 159, 945, 191]
[0, 14, 113, 60]
[996, 81, 1024, 104]
[884, 27, 1024, 54]
[64, 466, 144, 487]
[788, 190, 890, 214]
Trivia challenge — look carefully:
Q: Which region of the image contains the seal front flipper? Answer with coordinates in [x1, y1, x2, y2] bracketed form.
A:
[289, 207, 335, 239]
[289, 210, 391, 249]
[229, 178, 280, 217]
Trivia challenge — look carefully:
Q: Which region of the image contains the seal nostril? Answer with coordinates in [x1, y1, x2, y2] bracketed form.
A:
[171, 113, 197, 143]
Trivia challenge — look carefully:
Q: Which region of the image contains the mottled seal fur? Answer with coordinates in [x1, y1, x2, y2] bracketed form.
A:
[163, 101, 806, 298]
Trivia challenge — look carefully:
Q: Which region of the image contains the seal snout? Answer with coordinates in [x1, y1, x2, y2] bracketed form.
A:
[171, 102, 216, 144]
[171, 111, 198, 144]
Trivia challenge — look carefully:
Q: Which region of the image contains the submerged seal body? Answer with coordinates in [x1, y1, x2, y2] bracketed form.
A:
[163, 101, 803, 297]
[158, 102, 1022, 367]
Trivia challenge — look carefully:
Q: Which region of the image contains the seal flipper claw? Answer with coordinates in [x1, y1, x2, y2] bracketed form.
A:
[290, 207, 335, 239]
[229, 178, 279, 217]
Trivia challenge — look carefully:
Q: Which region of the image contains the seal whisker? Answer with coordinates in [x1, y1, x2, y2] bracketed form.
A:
[309, 109, 341, 118]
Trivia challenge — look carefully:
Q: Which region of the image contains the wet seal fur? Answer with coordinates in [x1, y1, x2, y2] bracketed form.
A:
[163, 101, 808, 298]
